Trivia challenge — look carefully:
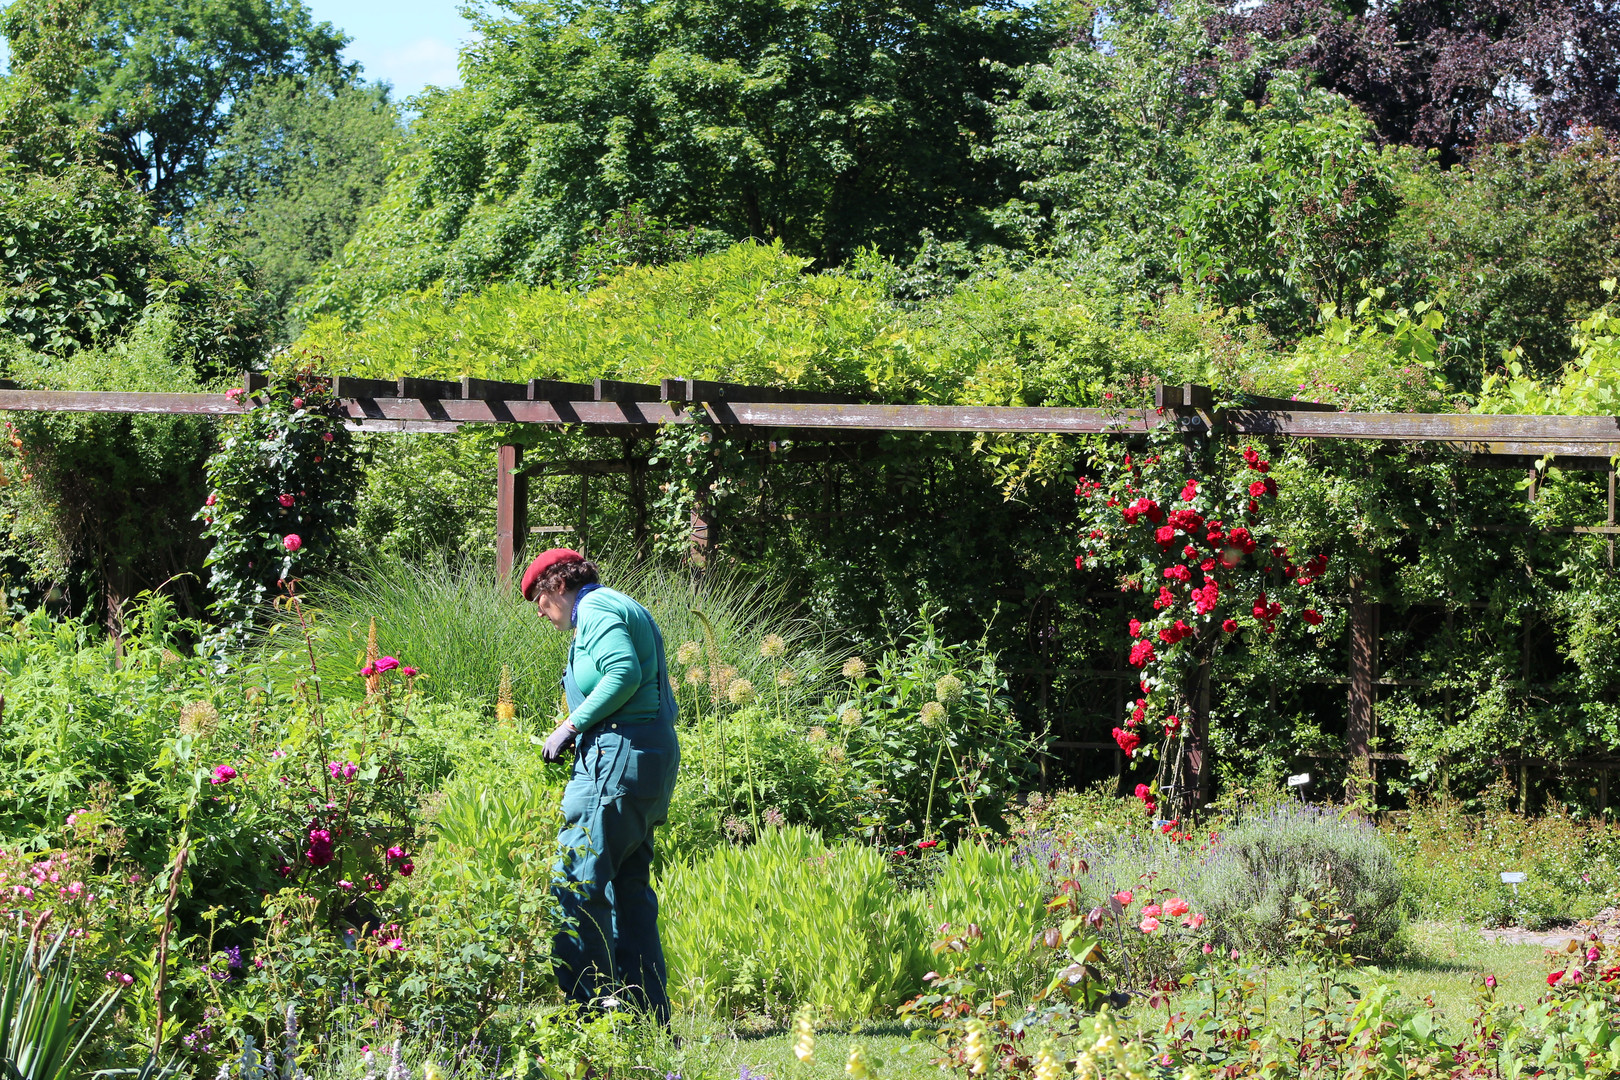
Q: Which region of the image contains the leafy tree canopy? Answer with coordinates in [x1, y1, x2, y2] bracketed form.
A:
[195, 74, 403, 339]
[1, 0, 353, 212]
[300, 0, 1058, 322]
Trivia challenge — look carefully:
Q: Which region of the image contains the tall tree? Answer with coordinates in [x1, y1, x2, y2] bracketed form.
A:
[197, 75, 403, 338]
[300, 0, 1058, 321]
[1, 0, 353, 212]
[1213, 0, 1620, 163]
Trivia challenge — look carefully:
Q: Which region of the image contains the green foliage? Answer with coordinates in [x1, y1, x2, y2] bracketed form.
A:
[1387, 135, 1620, 382]
[1176, 79, 1401, 335]
[1194, 805, 1405, 958]
[0, 0, 353, 213]
[298, 0, 1054, 315]
[199, 364, 359, 638]
[658, 826, 1042, 1019]
[196, 75, 403, 340]
[1478, 288, 1620, 415]
[1, 925, 120, 1080]
[0, 311, 217, 623]
[1385, 799, 1620, 931]
[0, 162, 266, 373]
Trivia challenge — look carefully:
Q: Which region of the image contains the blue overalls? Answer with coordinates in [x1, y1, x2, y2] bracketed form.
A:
[553, 586, 681, 1022]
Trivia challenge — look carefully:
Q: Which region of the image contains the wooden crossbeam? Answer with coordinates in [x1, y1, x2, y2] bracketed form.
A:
[1156, 381, 1336, 413]
[332, 375, 399, 399]
[530, 379, 596, 401]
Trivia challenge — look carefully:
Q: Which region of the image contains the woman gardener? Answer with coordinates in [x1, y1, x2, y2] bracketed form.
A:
[522, 548, 681, 1022]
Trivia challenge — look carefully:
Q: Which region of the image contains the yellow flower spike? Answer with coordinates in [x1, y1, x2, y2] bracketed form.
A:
[1033, 1046, 1062, 1080]
[422, 1064, 442, 1080]
[845, 1045, 870, 1080]
[1073, 1052, 1099, 1080]
[963, 1017, 990, 1076]
[792, 1008, 815, 1064]
[496, 664, 516, 721]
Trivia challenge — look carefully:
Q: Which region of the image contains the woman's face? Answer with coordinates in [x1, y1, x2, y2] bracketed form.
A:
[534, 583, 574, 632]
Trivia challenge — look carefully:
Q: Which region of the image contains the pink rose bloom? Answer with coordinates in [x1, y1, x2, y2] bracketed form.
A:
[385, 938, 404, 951]
[1139, 917, 1160, 933]
[1186, 913, 1207, 929]
[338, 880, 355, 890]
[278, 494, 295, 507]
[282, 534, 302, 552]
[1484, 974, 1497, 989]
[401, 666, 418, 677]
[1142, 903, 1162, 919]
[1114, 890, 1134, 906]
[210, 765, 238, 785]
[1164, 897, 1190, 917]
[399, 862, 414, 876]
[204, 494, 217, 507]
[359, 662, 376, 677]
[386, 846, 406, 861]
[225, 387, 243, 402]
[322, 431, 334, 442]
[1572, 969, 1585, 984]
[375, 656, 400, 673]
[1589, 947, 1602, 963]
[292, 397, 304, 408]
[1202, 943, 1214, 954]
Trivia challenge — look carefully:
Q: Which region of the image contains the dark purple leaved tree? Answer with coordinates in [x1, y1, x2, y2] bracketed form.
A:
[1212, 1, 1620, 162]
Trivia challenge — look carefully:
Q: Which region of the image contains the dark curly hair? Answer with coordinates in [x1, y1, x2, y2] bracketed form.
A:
[531, 557, 600, 598]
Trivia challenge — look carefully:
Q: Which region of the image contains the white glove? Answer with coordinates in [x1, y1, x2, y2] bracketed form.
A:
[541, 719, 578, 762]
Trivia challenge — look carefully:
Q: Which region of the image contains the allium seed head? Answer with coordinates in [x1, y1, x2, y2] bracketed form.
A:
[920, 701, 946, 727]
[676, 640, 702, 666]
[935, 674, 964, 704]
[776, 666, 800, 688]
[727, 679, 756, 706]
[759, 633, 787, 659]
[842, 656, 867, 680]
[686, 666, 707, 686]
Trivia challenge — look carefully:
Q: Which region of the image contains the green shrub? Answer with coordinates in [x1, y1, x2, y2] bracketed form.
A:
[1194, 805, 1405, 958]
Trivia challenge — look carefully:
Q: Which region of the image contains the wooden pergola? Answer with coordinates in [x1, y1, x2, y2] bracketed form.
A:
[4, 373, 1617, 801]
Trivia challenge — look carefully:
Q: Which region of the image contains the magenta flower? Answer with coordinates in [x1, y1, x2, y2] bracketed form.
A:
[322, 432, 334, 442]
[278, 494, 295, 508]
[282, 534, 302, 552]
[225, 388, 243, 402]
[292, 397, 304, 408]
[305, 827, 335, 867]
[385, 938, 404, 951]
[399, 862, 414, 876]
[204, 494, 216, 507]
[386, 846, 406, 861]
[210, 765, 238, 785]
[401, 666, 418, 677]
[374, 656, 400, 673]
[327, 761, 358, 782]
[359, 662, 377, 677]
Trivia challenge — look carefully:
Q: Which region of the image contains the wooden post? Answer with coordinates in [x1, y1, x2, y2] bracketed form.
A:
[690, 487, 713, 568]
[496, 444, 527, 581]
[1347, 578, 1376, 798]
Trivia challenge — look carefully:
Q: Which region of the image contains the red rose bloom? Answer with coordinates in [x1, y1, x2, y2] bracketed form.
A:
[1112, 727, 1141, 755]
[1164, 565, 1192, 583]
[1155, 525, 1178, 548]
[1249, 480, 1268, 498]
[1222, 618, 1239, 633]
[1129, 640, 1157, 667]
[1129, 618, 1143, 637]
[1302, 609, 1323, 625]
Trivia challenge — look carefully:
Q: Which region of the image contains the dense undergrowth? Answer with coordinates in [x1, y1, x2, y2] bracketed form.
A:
[6, 571, 1620, 1078]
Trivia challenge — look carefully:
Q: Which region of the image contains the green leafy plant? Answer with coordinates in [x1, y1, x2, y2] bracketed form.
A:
[1, 923, 120, 1080]
[198, 362, 359, 638]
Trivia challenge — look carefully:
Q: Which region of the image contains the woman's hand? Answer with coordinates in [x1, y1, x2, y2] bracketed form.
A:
[542, 718, 579, 762]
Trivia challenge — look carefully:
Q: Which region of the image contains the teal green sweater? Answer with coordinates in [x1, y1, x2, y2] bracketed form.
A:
[566, 587, 668, 731]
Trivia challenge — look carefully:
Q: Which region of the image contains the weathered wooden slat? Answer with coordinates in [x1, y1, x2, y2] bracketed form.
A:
[594, 378, 661, 402]
[0, 390, 247, 415]
[706, 401, 1147, 433]
[1237, 410, 1620, 442]
[341, 398, 688, 425]
[343, 420, 462, 433]
[1158, 381, 1335, 413]
[668, 377, 864, 405]
[461, 377, 530, 401]
[243, 371, 268, 393]
[397, 376, 462, 399]
[528, 379, 596, 401]
[333, 375, 400, 399]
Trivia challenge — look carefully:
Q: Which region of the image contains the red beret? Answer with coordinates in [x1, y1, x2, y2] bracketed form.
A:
[520, 548, 585, 601]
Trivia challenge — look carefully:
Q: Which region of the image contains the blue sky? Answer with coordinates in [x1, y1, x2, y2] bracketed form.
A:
[308, 0, 475, 100]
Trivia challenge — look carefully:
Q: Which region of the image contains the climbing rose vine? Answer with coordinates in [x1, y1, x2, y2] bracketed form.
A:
[198, 363, 359, 640]
[1075, 432, 1328, 809]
